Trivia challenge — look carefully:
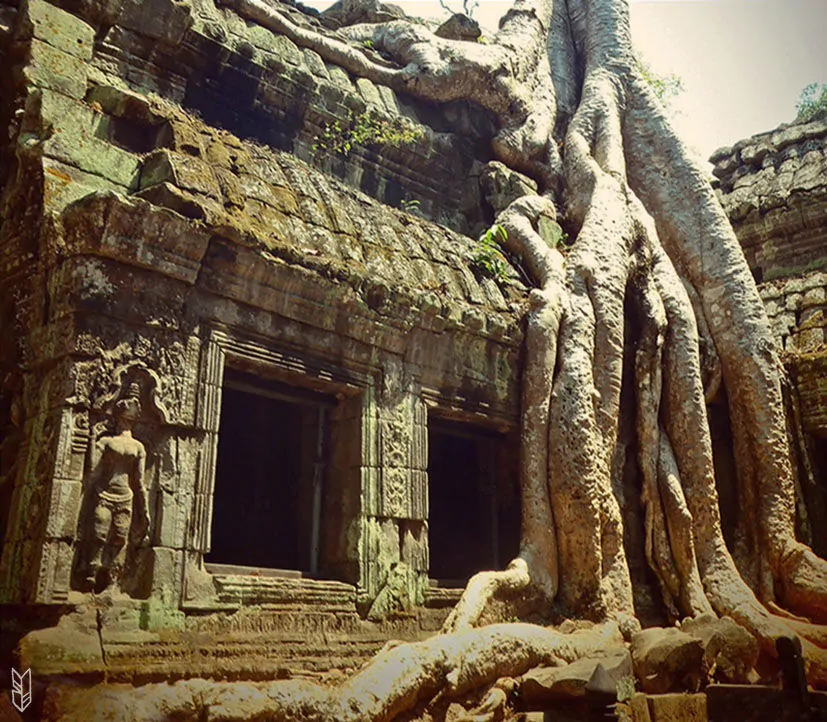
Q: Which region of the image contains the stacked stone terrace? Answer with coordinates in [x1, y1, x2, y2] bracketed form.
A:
[712, 114, 827, 353]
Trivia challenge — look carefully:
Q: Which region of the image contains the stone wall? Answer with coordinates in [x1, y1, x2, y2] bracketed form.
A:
[75, 0, 494, 235]
[0, 0, 544, 680]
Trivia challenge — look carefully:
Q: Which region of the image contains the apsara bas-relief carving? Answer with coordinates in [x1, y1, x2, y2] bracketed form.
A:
[74, 364, 169, 596]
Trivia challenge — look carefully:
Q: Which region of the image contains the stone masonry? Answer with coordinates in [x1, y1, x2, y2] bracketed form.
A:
[0, 0, 540, 682]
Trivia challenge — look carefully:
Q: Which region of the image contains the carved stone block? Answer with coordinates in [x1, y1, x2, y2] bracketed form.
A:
[411, 419, 427, 471]
[400, 520, 428, 573]
[35, 539, 74, 602]
[360, 517, 400, 596]
[150, 546, 185, 607]
[153, 489, 192, 551]
[73, 369, 167, 596]
[379, 412, 413, 469]
[360, 466, 381, 518]
[410, 470, 428, 521]
[44, 479, 83, 539]
[189, 491, 215, 554]
[379, 466, 410, 518]
[362, 405, 379, 469]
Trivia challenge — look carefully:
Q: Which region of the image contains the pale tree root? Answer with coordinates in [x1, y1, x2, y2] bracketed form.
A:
[541, 68, 637, 625]
[617, 76, 827, 686]
[632, 251, 710, 622]
[465, 678, 516, 722]
[777, 544, 827, 623]
[54, 624, 623, 722]
[442, 559, 534, 633]
[222, 0, 562, 179]
[444, 195, 566, 634]
[555, 48, 827, 685]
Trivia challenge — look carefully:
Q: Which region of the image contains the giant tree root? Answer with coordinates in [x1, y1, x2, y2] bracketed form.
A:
[43, 623, 623, 722]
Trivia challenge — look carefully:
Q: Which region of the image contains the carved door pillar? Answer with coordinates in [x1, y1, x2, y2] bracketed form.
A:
[0, 406, 83, 603]
[357, 359, 428, 618]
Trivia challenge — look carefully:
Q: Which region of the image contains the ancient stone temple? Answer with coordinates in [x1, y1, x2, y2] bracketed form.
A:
[0, 0, 529, 682]
[1, 0, 826, 718]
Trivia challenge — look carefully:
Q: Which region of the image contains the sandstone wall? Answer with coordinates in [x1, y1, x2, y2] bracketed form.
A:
[0, 0, 540, 681]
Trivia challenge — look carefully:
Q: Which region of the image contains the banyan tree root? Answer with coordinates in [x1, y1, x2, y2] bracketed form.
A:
[220, 0, 827, 696]
[48, 624, 623, 722]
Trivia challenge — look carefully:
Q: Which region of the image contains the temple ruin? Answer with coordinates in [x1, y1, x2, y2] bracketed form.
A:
[0, 0, 825, 718]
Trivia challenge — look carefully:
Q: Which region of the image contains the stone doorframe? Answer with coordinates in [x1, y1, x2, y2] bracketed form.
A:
[184, 325, 420, 612]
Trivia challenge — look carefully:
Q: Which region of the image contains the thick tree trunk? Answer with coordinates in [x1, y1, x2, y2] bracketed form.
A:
[221, 0, 827, 710]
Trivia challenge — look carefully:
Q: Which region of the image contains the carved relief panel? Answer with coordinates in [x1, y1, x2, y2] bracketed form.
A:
[73, 363, 170, 597]
[377, 359, 426, 520]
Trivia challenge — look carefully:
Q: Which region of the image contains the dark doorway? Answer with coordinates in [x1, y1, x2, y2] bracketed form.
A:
[428, 419, 520, 583]
[208, 368, 334, 574]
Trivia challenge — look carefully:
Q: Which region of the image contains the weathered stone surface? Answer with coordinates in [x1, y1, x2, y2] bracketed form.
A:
[366, 561, 425, 620]
[86, 85, 158, 123]
[435, 13, 482, 41]
[630, 627, 705, 694]
[24, 90, 141, 189]
[520, 648, 632, 704]
[23, 39, 88, 98]
[141, 149, 222, 199]
[680, 614, 758, 683]
[706, 683, 813, 722]
[17, 607, 104, 674]
[118, 0, 193, 44]
[41, 680, 206, 722]
[647, 693, 707, 722]
[795, 353, 827, 436]
[480, 161, 538, 214]
[62, 192, 212, 283]
[17, 0, 94, 60]
[714, 116, 827, 282]
[626, 692, 653, 722]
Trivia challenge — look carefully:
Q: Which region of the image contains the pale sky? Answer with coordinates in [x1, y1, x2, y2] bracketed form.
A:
[302, 1, 827, 162]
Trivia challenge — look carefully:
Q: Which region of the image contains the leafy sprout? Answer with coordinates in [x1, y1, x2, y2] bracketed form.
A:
[795, 82, 827, 123]
[636, 56, 684, 111]
[471, 224, 509, 283]
[313, 109, 424, 157]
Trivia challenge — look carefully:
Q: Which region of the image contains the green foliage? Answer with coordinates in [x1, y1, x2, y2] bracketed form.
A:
[400, 198, 420, 213]
[472, 224, 509, 282]
[362, 39, 375, 50]
[636, 56, 684, 110]
[795, 82, 827, 123]
[313, 109, 424, 157]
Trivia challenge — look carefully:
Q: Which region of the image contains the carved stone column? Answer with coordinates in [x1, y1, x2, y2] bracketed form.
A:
[0, 407, 80, 603]
[358, 358, 428, 618]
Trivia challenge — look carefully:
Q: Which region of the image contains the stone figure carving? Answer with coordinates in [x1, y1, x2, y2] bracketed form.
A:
[83, 382, 150, 592]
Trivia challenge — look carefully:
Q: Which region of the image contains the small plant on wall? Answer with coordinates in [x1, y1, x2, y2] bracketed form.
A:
[471, 224, 509, 283]
[313, 108, 424, 157]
